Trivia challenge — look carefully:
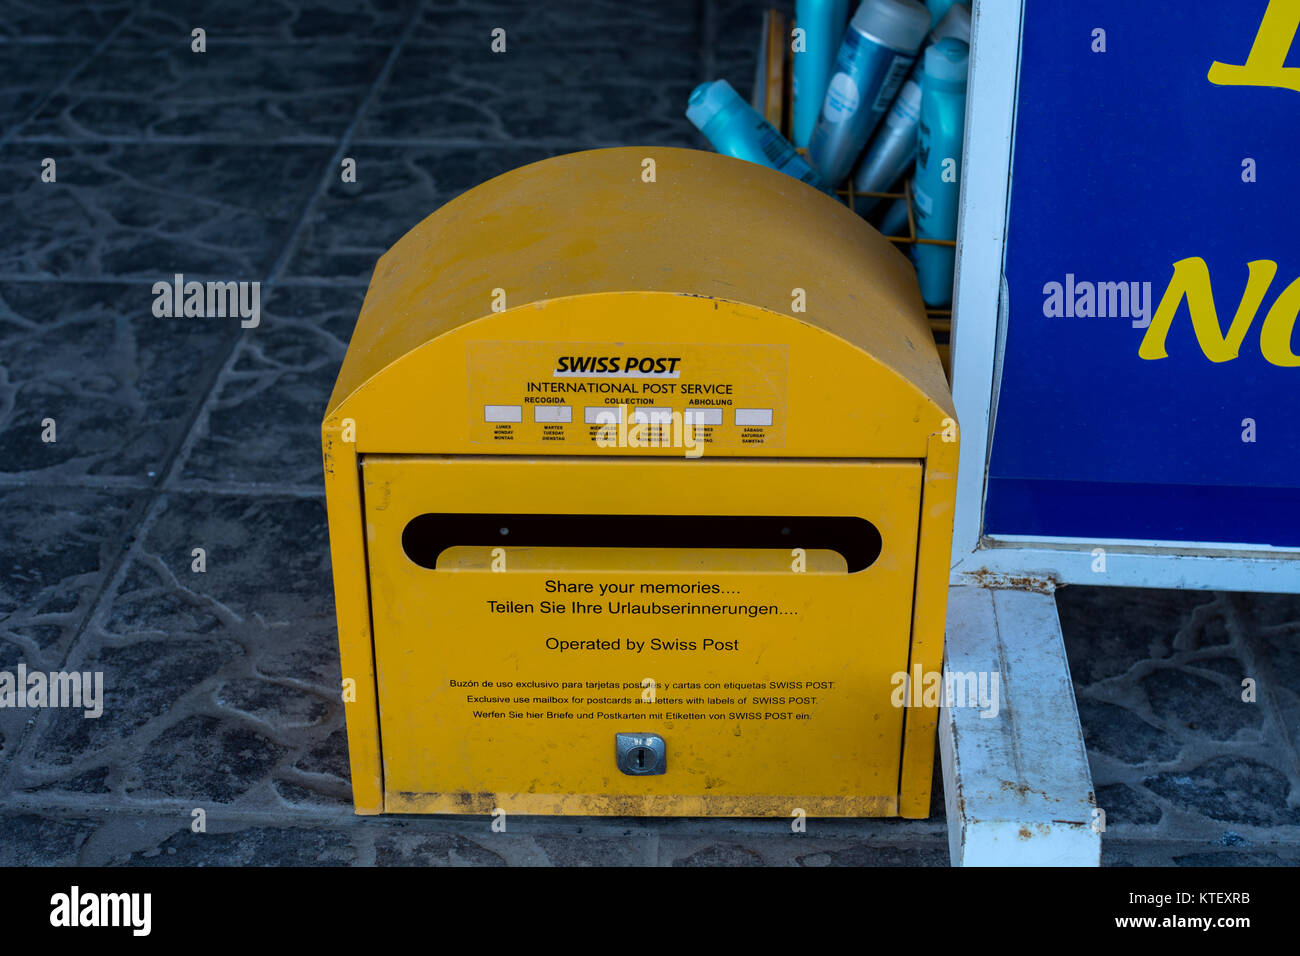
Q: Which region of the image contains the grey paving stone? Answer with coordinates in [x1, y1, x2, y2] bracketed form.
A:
[528, 832, 655, 866]
[1140, 667, 1262, 742]
[137, 714, 290, 802]
[1061, 586, 1299, 853]
[372, 828, 510, 866]
[414, 0, 702, 50]
[1094, 783, 1163, 827]
[275, 726, 350, 805]
[122, 0, 417, 45]
[711, 0, 793, 97]
[1102, 840, 1300, 867]
[791, 842, 951, 866]
[1236, 592, 1300, 629]
[0, 282, 236, 481]
[0, 486, 140, 657]
[17, 628, 247, 795]
[0, 142, 332, 279]
[0, 1, 132, 42]
[0, 811, 97, 865]
[1058, 586, 1221, 687]
[14, 492, 346, 809]
[25, 766, 113, 797]
[1175, 607, 1232, 648]
[355, 42, 698, 144]
[279, 144, 577, 283]
[1246, 627, 1300, 761]
[121, 823, 358, 865]
[1222, 596, 1300, 814]
[661, 834, 948, 866]
[40, 806, 375, 865]
[126, 492, 338, 684]
[1168, 849, 1296, 866]
[1192, 655, 1253, 679]
[0, 485, 143, 769]
[1078, 698, 1182, 766]
[21, 41, 393, 142]
[217, 676, 330, 727]
[176, 285, 361, 488]
[373, 823, 659, 866]
[668, 840, 765, 865]
[1143, 757, 1300, 829]
[0, 43, 93, 134]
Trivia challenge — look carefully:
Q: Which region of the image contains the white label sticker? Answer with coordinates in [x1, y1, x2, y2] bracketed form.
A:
[630, 407, 673, 425]
[533, 405, 572, 423]
[822, 72, 860, 122]
[736, 408, 774, 427]
[684, 407, 724, 426]
[888, 78, 922, 125]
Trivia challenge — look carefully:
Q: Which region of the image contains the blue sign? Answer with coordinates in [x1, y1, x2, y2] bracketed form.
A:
[986, 0, 1300, 546]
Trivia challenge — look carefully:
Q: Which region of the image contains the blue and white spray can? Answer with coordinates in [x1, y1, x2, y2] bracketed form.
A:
[911, 37, 970, 306]
[808, 0, 931, 187]
[687, 79, 825, 189]
[792, 0, 850, 149]
[850, 2, 970, 211]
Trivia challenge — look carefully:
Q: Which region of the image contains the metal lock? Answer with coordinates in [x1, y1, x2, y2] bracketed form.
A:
[616, 733, 667, 775]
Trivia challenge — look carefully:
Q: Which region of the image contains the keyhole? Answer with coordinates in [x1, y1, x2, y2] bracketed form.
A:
[616, 733, 664, 776]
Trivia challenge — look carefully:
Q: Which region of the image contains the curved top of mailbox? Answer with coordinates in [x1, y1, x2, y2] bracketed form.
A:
[325, 146, 954, 455]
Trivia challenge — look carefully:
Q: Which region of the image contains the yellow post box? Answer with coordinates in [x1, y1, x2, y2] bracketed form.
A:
[322, 147, 958, 817]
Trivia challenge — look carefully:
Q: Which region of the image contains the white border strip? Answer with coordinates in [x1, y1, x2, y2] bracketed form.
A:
[950, 0, 1022, 566]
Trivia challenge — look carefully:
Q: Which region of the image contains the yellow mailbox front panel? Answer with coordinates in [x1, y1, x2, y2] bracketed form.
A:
[363, 455, 922, 816]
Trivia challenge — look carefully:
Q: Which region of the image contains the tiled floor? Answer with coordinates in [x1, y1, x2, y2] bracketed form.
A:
[1060, 588, 1300, 864]
[0, 0, 1296, 866]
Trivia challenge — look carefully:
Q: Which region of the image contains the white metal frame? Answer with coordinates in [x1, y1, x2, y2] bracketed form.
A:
[940, 586, 1100, 866]
[948, 0, 1300, 594]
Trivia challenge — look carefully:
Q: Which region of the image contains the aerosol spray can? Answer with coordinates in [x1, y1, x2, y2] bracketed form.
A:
[791, 0, 850, 149]
[850, 2, 970, 211]
[687, 79, 825, 189]
[808, 0, 931, 187]
[911, 37, 970, 306]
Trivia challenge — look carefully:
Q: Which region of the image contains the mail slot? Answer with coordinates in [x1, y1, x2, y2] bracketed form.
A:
[322, 146, 958, 817]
